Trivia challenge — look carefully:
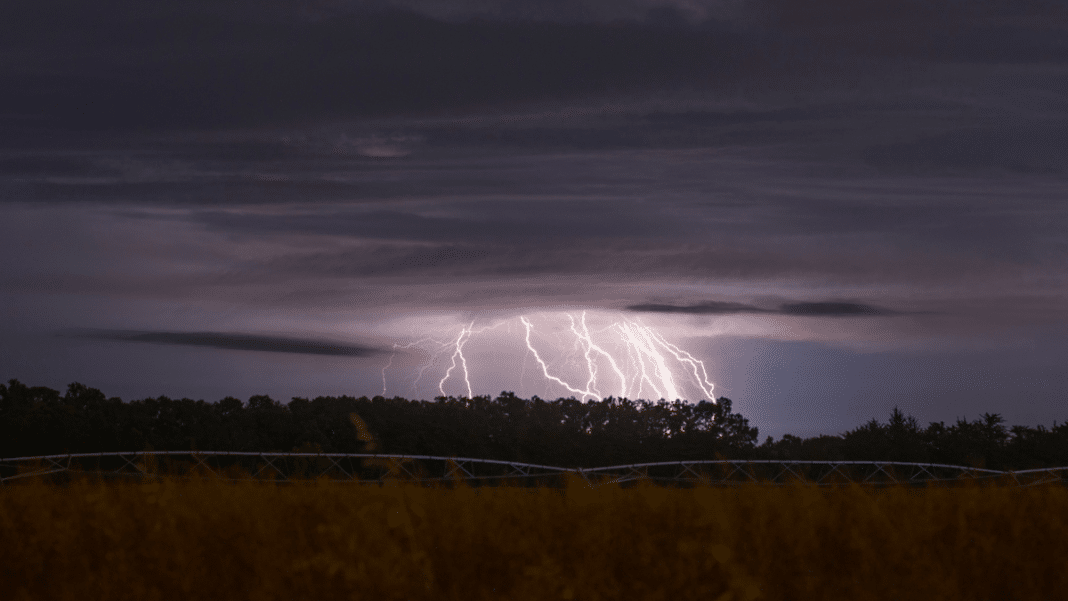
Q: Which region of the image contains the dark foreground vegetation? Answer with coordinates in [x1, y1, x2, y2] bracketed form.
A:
[5, 475, 1068, 601]
[3, 379, 1068, 470]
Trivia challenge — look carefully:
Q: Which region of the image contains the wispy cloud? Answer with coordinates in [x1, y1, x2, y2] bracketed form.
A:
[57, 329, 388, 357]
[627, 300, 901, 317]
[625, 301, 767, 314]
[778, 302, 898, 316]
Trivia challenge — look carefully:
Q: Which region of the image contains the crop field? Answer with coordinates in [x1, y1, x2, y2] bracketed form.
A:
[2, 472, 1066, 601]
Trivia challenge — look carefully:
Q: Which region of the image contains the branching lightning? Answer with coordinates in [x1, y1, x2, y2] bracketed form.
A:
[382, 336, 451, 397]
[567, 312, 628, 398]
[382, 311, 716, 403]
[521, 315, 599, 400]
[440, 322, 475, 399]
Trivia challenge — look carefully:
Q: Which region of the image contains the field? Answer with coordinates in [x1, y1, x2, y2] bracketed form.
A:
[2, 473, 1066, 600]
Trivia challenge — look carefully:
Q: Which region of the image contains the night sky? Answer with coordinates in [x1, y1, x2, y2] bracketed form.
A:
[3, 0, 1067, 440]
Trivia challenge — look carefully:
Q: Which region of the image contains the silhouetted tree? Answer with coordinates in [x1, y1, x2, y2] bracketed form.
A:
[4, 379, 1068, 472]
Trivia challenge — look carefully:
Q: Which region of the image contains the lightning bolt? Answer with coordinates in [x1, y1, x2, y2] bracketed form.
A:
[382, 337, 450, 397]
[521, 315, 600, 400]
[383, 311, 718, 405]
[647, 330, 716, 400]
[616, 320, 678, 401]
[421, 320, 511, 398]
[568, 311, 628, 398]
[380, 352, 393, 396]
[439, 322, 475, 399]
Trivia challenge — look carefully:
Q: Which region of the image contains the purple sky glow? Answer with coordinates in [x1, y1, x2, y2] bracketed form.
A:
[3, 0, 1067, 440]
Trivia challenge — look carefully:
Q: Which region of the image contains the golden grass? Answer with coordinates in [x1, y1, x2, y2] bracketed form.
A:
[2, 473, 1065, 600]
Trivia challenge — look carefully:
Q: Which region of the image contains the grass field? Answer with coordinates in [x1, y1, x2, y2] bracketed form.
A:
[2, 473, 1065, 600]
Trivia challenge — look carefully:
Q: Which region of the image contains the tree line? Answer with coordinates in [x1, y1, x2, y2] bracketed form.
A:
[756, 406, 1068, 471]
[3, 379, 1067, 471]
[0, 380, 757, 467]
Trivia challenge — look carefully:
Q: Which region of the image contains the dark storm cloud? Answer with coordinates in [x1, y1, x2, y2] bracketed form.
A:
[626, 301, 766, 314]
[187, 199, 697, 243]
[425, 103, 855, 151]
[626, 301, 899, 316]
[357, 0, 751, 25]
[778, 302, 896, 316]
[0, 155, 115, 177]
[58, 329, 387, 357]
[0, 1, 757, 132]
[733, 194, 1048, 263]
[754, 0, 1068, 63]
[8, 90, 1064, 211]
[15, 179, 381, 205]
[862, 124, 1068, 176]
[229, 229, 1046, 293]
[6, 0, 1063, 135]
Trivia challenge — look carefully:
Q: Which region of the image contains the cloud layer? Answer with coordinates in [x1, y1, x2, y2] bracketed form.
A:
[4, 0, 1065, 132]
[59, 330, 387, 358]
[626, 301, 900, 316]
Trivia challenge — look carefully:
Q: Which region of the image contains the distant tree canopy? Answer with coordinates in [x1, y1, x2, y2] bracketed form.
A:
[0, 380, 757, 467]
[4, 380, 1067, 470]
[753, 406, 1068, 471]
